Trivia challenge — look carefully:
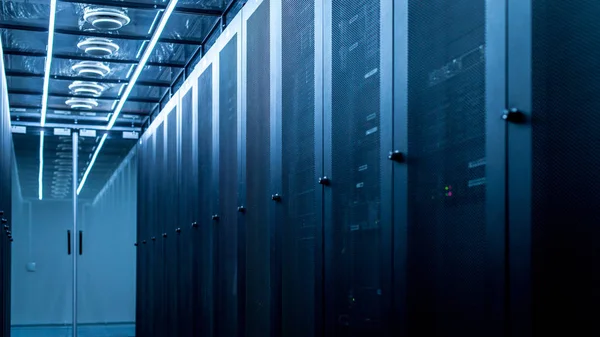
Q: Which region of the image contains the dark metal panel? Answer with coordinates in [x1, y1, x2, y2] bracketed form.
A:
[165, 105, 179, 337]
[243, 2, 272, 337]
[178, 88, 194, 337]
[268, 0, 283, 336]
[507, 0, 532, 336]
[526, 1, 600, 335]
[326, 0, 391, 336]
[216, 32, 240, 337]
[485, 0, 509, 336]
[392, 1, 408, 336]
[195, 63, 214, 337]
[279, 0, 321, 336]
[405, 1, 488, 336]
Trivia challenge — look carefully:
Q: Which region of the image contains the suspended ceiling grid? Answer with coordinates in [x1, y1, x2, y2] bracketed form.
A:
[1, 0, 245, 200]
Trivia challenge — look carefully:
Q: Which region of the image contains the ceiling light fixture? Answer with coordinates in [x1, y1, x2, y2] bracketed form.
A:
[77, 37, 119, 57]
[72, 61, 111, 78]
[66, 98, 99, 110]
[69, 81, 105, 97]
[39, 0, 58, 200]
[77, 0, 179, 195]
[84, 7, 131, 30]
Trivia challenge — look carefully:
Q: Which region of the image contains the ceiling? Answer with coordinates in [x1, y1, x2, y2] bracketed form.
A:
[1, 0, 245, 200]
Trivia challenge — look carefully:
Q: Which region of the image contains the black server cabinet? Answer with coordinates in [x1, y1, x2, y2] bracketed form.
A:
[507, 1, 600, 335]
[135, 136, 146, 337]
[165, 103, 179, 337]
[154, 123, 166, 337]
[280, 0, 323, 336]
[178, 89, 194, 337]
[324, 0, 393, 336]
[194, 64, 215, 337]
[215, 18, 244, 337]
[243, 1, 274, 337]
[393, 0, 504, 336]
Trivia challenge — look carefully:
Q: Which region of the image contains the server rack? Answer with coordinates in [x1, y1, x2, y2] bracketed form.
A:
[242, 1, 276, 337]
[194, 60, 215, 337]
[133, 1, 600, 336]
[212, 12, 244, 337]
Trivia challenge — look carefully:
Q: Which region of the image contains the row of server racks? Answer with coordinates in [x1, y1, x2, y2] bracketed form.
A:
[0, 35, 12, 337]
[136, 0, 599, 337]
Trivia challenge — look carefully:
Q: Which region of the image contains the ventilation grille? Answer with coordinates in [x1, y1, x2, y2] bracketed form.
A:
[84, 7, 131, 30]
[72, 61, 111, 78]
[77, 37, 119, 56]
[65, 97, 99, 110]
[68, 81, 105, 97]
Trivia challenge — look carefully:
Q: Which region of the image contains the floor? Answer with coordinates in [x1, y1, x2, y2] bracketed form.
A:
[11, 323, 135, 337]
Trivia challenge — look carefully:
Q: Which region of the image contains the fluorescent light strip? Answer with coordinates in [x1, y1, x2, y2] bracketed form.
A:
[77, 133, 107, 195]
[107, 0, 179, 130]
[38, 0, 57, 200]
[126, 64, 135, 79]
[40, 0, 57, 128]
[136, 40, 148, 59]
[148, 11, 162, 35]
[38, 131, 45, 200]
[78, 0, 178, 195]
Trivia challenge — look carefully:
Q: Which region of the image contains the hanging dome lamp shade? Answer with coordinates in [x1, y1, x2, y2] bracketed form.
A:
[68, 81, 105, 97]
[83, 7, 131, 31]
[65, 98, 99, 110]
[71, 61, 111, 78]
[77, 37, 119, 57]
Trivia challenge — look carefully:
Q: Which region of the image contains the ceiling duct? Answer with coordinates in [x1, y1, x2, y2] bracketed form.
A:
[65, 98, 99, 110]
[69, 81, 105, 97]
[77, 37, 119, 56]
[84, 7, 131, 30]
[72, 61, 111, 78]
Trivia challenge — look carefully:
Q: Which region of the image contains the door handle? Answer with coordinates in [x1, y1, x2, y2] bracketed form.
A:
[79, 230, 83, 255]
[67, 230, 71, 255]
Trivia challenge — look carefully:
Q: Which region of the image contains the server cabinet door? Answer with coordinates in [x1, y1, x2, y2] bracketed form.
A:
[193, 62, 215, 337]
[508, 1, 600, 335]
[243, 1, 275, 337]
[165, 101, 179, 337]
[214, 14, 244, 337]
[135, 140, 147, 337]
[280, 0, 324, 337]
[154, 122, 167, 337]
[324, 0, 393, 336]
[178, 87, 195, 337]
[398, 0, 503, 336]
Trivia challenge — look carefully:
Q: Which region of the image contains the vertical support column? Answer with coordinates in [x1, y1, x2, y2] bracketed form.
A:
[72, 131, 78, 337]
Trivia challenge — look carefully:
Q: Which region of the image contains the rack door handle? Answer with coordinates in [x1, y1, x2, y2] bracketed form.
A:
[67, 230, 72, 255]
[79, 230, 83, 255]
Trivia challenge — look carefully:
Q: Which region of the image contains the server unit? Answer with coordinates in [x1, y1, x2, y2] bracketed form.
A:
[134, 1, 600, 336]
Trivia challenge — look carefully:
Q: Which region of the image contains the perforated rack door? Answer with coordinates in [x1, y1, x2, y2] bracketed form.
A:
[194, 64, 214, 337]
[528, 1, 600, 335]
[216, 32, 241, 337]
[327, 0, 393, 335]
[244, 1, 272, 337]
[281, 0, 320, 336]
[406, 0, 487, 336]
[178, 89, 194, 337]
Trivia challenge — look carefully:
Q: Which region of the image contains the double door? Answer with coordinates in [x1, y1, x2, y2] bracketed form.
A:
[10, 131, 136, 337]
